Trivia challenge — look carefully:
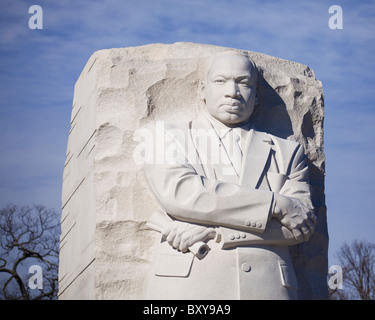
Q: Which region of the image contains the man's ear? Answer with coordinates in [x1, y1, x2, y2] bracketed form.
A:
[199, 81, 206, 104]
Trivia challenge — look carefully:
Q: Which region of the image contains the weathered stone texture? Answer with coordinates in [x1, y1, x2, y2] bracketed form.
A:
[59, 42, 328, 299]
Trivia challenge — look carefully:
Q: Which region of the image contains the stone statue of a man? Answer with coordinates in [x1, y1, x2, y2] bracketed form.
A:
[143, 50, 317, 300]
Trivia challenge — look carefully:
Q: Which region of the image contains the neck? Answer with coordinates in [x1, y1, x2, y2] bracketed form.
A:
[203, 110, 251, 130]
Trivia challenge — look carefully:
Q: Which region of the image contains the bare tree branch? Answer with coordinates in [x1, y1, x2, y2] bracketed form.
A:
[330, 240, 375, 300]
[0, 204, 60, 300]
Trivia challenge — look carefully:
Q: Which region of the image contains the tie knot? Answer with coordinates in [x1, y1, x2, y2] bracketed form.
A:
[229, 128, 241, 144]
[233, 130, 241, 142]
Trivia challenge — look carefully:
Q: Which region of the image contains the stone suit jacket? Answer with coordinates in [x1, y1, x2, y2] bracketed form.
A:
[143, 114, 313, 299]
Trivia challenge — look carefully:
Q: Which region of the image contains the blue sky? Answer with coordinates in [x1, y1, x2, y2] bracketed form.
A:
[0, 0, 374, 265]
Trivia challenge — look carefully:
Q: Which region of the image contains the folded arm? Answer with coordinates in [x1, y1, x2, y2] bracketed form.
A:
[143, 124, 316, 250]
[144, 161, 274, 234]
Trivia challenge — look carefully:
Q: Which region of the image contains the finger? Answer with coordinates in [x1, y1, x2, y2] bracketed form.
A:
[203, 227, 216, 240]
[179, 240, 189, 253]
[292, 229, 304, 242]
[180, 246, 189, 253]
[301, 226, 311, 241]
[179, 232, 192, 252]
[308, 212, 318, 224]
[305, 218, 315, 233]
[179, 228, 208, 252]
[187, 227, 211, 247]
[162, 224, 173, 239]
[172, 234, 182, 250]
[166, 230, 176, 246]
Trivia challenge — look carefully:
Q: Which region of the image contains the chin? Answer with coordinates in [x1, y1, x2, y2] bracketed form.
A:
[218, 113, 246, 127]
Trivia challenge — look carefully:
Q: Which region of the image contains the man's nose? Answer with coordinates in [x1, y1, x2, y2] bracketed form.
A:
[224, 81, 240, 98]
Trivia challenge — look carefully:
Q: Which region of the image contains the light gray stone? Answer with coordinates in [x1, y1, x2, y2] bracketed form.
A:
[58, 42, 328, 300]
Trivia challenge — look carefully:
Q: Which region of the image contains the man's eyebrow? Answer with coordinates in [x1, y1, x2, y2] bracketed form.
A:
[211, 73, 229, 79]
[235, 75, 252, 80]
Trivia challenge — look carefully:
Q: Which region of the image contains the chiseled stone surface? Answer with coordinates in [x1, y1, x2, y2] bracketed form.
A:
[59, 42, 328, 299]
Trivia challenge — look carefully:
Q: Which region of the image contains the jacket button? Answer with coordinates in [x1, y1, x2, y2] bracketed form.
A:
[257, 222, 262, 228]
[245, 220, 251, 226]
[241, 263, 251, 272]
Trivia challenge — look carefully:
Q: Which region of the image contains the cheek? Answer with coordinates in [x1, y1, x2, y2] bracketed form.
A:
[241, 88, 254, 101]
[205, 87, 220, 106]
[242, 90, 256, 115]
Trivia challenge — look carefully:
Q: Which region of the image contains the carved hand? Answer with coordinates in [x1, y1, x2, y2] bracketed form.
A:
[162, 220, 216, 252]
[273, 194, 317, 242]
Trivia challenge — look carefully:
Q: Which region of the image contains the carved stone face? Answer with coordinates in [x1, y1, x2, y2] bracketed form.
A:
[204, 53, 257, 127]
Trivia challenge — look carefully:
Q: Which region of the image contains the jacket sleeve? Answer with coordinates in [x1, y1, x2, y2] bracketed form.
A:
[143, 122, 274, 234]
[219, 219, 301, 249]
[278, 143, 313, 210]
[219, 141, 313, 247]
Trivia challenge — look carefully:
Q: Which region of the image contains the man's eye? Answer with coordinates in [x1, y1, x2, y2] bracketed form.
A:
[240, 81, 250, 86]
[214, 79, 225, 84]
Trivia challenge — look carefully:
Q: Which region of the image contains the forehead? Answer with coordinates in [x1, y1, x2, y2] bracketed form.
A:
[208, 54, 254, 77]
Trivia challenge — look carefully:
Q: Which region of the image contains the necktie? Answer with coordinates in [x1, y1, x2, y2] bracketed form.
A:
[223, 129, 242, 176]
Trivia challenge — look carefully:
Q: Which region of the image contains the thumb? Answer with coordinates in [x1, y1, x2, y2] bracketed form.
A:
[292, 229, 303, 242]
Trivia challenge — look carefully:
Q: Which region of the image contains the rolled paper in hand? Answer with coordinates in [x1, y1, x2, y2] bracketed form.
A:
[189, 241, 210, 259]
[147, 210, 210, 259]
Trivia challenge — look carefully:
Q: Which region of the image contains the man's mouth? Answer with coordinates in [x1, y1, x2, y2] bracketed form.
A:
[221, 101, 243, 112]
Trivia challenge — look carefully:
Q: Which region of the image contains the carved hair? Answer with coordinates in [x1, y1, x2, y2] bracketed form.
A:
[205, 50, 258, 83]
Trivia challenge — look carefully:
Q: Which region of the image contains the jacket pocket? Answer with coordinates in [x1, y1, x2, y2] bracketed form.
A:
[154, 241, 194, 277]
[278, 260, 298, 290]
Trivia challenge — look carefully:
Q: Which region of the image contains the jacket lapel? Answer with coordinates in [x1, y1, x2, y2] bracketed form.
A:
[190, 115, 273, 187]
[240, 129, 272, 189]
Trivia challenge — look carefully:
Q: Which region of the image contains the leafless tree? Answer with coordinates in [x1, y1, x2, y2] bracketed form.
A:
[330, 240, 375, 300]
[0, 204, 60, 300]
